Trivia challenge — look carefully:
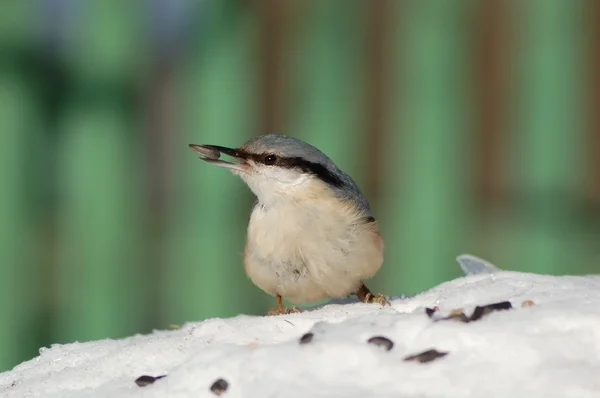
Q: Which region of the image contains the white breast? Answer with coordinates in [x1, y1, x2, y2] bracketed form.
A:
[242, 179, 384, 304]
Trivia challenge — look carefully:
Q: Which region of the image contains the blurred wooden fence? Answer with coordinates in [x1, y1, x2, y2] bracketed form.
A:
[0, 0, 599, 371]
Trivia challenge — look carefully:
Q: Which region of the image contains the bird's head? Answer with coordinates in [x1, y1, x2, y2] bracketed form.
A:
[189, 134, 349, 206]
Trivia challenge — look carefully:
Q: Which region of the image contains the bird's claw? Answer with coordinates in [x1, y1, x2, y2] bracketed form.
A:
[267, 306, 302, 316]
[365, 293, 391, 307]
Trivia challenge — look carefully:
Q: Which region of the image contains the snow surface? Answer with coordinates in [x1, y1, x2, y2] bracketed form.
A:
[2, 255, 600, 398]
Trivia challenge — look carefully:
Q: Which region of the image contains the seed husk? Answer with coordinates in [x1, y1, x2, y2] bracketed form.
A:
[469, 301, 512, 321]
[429, 301, 513, 323]
[299, 332, 314, 344]
[367, 336, 394, 351]
[191, 145, 221, 160]
[404, 349, 448, 363]
[521, 299, 535, 307]
[135, 374, 166, 387]
[210, 378, 229, 395]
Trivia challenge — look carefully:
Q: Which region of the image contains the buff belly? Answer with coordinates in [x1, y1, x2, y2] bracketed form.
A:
[242, 184, 384, 304]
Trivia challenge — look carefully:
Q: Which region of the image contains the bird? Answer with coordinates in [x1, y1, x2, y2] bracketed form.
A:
[189, 134, 389, 315]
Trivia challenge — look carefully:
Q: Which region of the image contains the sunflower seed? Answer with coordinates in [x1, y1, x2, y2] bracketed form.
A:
[425, 307, 436, 318]
[404, 349, 448, 363]
[469, 301, 512, 321]
[299, 332, 314, 344]
[431, 301, 513, 323]
[190, 145, 221, 160]
[135, 375, 166, 387]
[367, 336, 394, 351]
[210, 378, 229, 395]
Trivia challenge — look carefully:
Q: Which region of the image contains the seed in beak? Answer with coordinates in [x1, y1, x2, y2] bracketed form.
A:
[189, 144, 221, 161]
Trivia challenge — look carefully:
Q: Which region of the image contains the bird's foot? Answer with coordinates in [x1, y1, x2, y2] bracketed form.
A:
[355, 283, 391, 307]
[363, 292, 391, 306]
[267, 294, 302, 316]
[267, 305, 302, 316]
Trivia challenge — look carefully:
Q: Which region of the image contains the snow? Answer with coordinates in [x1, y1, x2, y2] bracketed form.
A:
[2, 255, 600, 398]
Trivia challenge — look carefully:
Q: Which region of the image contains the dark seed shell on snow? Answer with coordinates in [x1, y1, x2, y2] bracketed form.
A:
[299, 332, 314, 344]
[469, 301, 512, 321]
[367, 336, 394, 351]
[135, 375, 166, 387]
[404, 349, 448, 363]
[210, 378, 229, 395]
[425, 307, 436, 318]
[431, 301, 513, 323]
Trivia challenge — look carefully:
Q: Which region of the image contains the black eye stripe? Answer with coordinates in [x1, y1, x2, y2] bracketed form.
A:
[241, 152, 345, 188]
[277, 157, 344, 188]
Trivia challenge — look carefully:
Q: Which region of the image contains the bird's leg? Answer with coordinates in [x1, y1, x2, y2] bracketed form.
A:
[355, 282, 390, 306]
[267, 295, 302, 316]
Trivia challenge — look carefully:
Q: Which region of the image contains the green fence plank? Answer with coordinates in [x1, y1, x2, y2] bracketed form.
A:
[163, 1, 263, 323]
[508, 0, 587, 275]
[53, 104, 144, 343]
[287, 1, 368, 185]
[48, 0, 145, 344]
[380, 2, 473, 295]
[0, 73, 40, 371]
[67, 0, 142, 85]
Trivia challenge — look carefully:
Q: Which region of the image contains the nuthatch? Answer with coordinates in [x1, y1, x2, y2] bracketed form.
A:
[189, 134, 389, 315]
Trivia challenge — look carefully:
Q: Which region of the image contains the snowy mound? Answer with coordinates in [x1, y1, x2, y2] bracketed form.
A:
[2, 256, 600, 398]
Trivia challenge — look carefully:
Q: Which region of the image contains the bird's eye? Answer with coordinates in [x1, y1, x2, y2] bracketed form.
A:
[264, 154, 277, 165]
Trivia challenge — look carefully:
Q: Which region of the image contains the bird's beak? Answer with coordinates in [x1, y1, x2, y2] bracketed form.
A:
[189, 144, 247, 171]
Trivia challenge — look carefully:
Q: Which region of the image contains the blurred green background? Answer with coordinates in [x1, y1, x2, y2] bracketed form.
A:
[1, 0, 599, 371]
